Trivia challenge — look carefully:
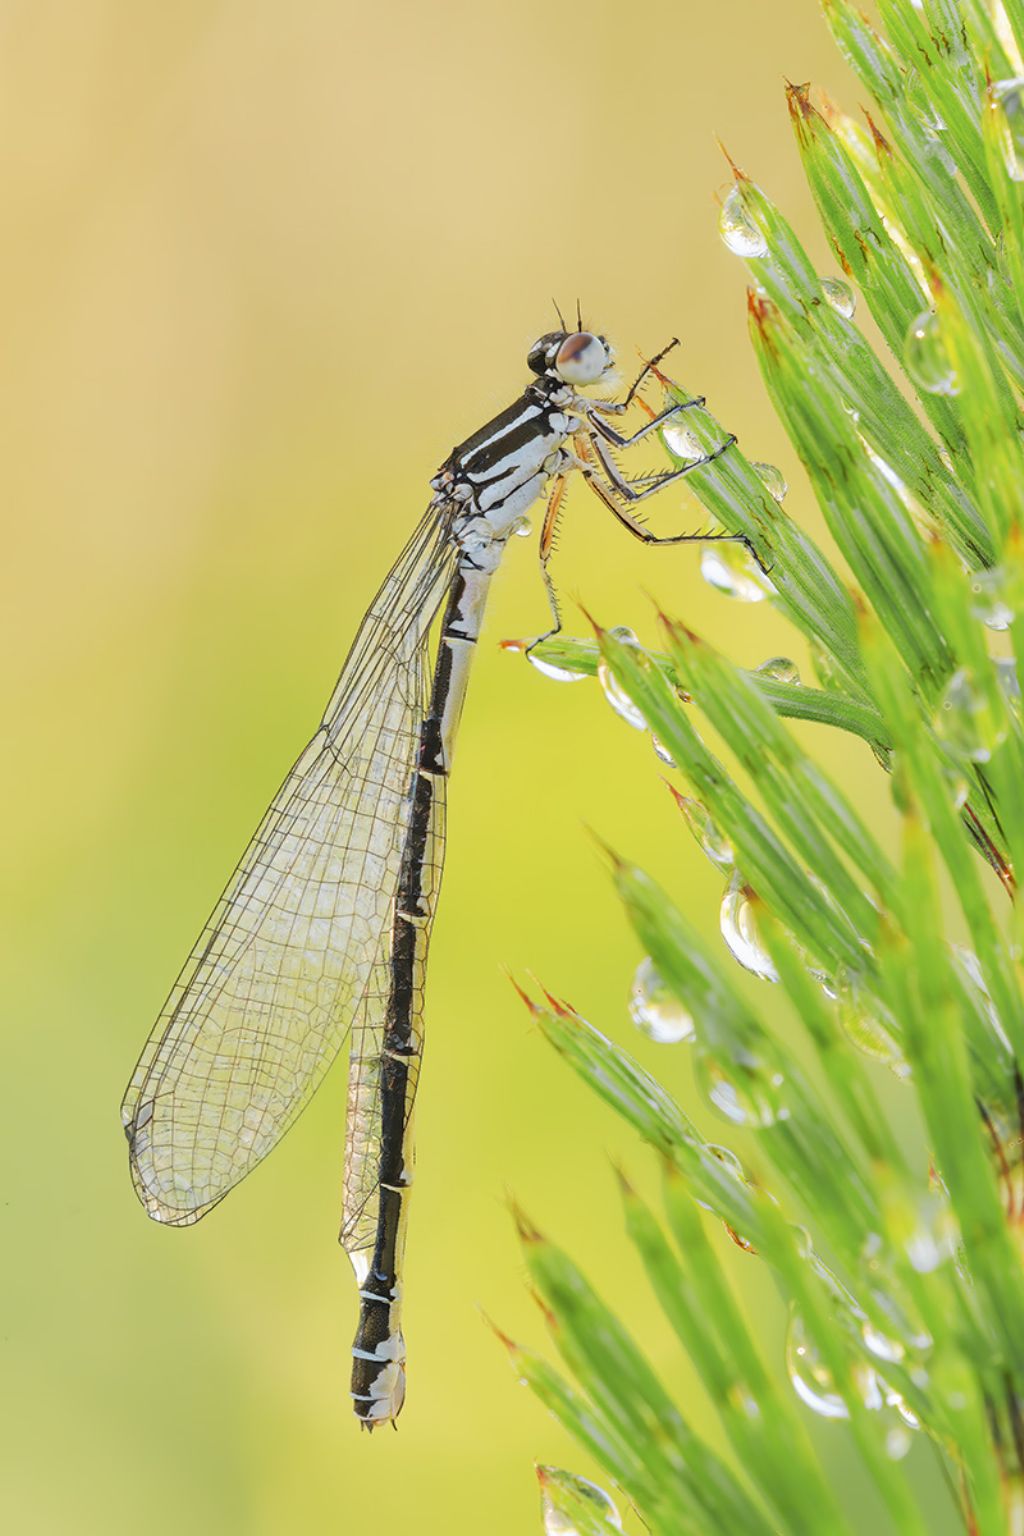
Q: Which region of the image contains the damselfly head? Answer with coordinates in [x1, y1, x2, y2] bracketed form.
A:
[527, 329, 614, 386]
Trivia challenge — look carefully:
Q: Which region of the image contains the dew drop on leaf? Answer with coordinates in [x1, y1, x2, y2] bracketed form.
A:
[628, 957, 695, 1044]
[678, 796, 735, 870]
[539, 1467, 623, 1536]
[701, 541, 775, 602]
[719, 184, 768, 257]
[934, 666, 1007, 763]
[720, 874, 779, 981]
[663, 425, 704, 463]
[694, 1041, 788, 1127]
[838, 985, 910, 1078]
[750, 459, 788, 501]
[756, 655, 801, 685]
[822, 275, 856, 319]
[785, 1311, 850, 1420]
[904, 309, 960, 396]
[969, 566, 1016, 631]
[527, 654, 587, 683]
[597, 628, 646, 730]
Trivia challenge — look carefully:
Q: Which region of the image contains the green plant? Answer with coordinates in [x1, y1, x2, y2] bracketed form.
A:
[499, 4, 1024, 1532]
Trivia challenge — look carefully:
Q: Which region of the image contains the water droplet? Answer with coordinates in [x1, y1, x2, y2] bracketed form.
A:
[838, 984, 910, 1078]
[695, 1041, 788, 1127]
[822, 275, 856, 319]
[785, 1312, 849, 1420]
[539, 1467, 623, 1536]
[756, 655, 800, 685]
[663, 425, 704, 463]
[750, 460, 788, 502]
[720, 875, 779, 981]
[628, 957, 695, 1044]
[904, 309, 960, 396]
[996, 657, 1021, 705]
[678, 797, 734, 870]
[701, 542, 775, 603]
[953, 944, 1012, 1052]
[651, 734, 676, 767]
[597, 627, 646, 730]
[935, 666, 1007, 763]
[862, 1323, 905, 1364]
[706, 1143, 746, 1178]
[905, 1192, 958, 1274]
[527, 653, 587, 683]
[885, 1422, 913, 1460]
[719, 184, 768, 257]
[989, 78, 1024, 181]
[510, 516, 533, 537]
[969, 566, 1016, 630]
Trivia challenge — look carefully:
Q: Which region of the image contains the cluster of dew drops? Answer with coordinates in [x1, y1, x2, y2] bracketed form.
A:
[717, 113, 1024, 756]
[523, 105, 1024, 1502]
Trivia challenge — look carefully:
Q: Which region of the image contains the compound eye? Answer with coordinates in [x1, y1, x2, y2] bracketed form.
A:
[555, 331, 609, 385]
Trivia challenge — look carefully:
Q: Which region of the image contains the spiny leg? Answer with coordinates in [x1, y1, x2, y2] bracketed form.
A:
[571, 430, 760, 566]
[526, 474, 569, 655]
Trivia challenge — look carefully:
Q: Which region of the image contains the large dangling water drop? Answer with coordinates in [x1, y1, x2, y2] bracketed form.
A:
[969, 566, 1016, 631]
[629, 957, 695, 1044]
[701, 542, 775, 603]
[904, 309, 960, 396]
[822, 275, 856, 319]
[694, 1042, 789, 1127]
[756, 656, 801, 685]
[539, 1467, 623, 1536]
[719, 185, 768, 257]
[663, 425, 704, 463]
[596, 627, 646, 730]
[720, 874, 779, 981]
[838, 983, 910, 1078]
[678, 796, 735, 870]
[527, 653, 587, 683]
[785, 1312, 850, 1419]
[750, 460, 789, 502]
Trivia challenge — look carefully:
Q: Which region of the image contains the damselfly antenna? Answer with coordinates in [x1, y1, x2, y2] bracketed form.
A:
[576, 296, 583, 332]
[552, 297, 568, 330]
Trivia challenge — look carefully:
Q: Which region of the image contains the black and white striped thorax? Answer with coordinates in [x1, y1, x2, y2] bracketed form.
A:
[430, 374, 579, 566]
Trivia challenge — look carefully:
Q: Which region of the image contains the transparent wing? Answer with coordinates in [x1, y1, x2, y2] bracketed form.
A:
[121, 506, 459, 1225]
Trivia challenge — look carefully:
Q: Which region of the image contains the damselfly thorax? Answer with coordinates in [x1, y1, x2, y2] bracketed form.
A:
[121, 319, 745, 1431]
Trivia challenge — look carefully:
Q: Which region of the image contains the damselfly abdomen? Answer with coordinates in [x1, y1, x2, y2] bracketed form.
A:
[121, 321, 740, 1428]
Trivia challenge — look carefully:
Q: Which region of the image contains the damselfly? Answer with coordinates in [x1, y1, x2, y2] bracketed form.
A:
[121, 319, 744, 1429]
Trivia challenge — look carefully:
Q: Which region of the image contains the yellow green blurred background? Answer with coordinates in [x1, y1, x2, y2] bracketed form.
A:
[2, 3, 956, 1533]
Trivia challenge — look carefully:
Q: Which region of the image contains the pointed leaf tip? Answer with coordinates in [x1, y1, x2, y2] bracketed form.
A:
[863, 108, 892, 159]
[785, 80, 816, 122]
[576, 600, 604, 638]
[508, 1196, 543, 1245]
[584, 823, 623, 868]
[716, 137, 747, 181]
[507, 972, 541, 1015]
[540, 984, 577, 1019]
